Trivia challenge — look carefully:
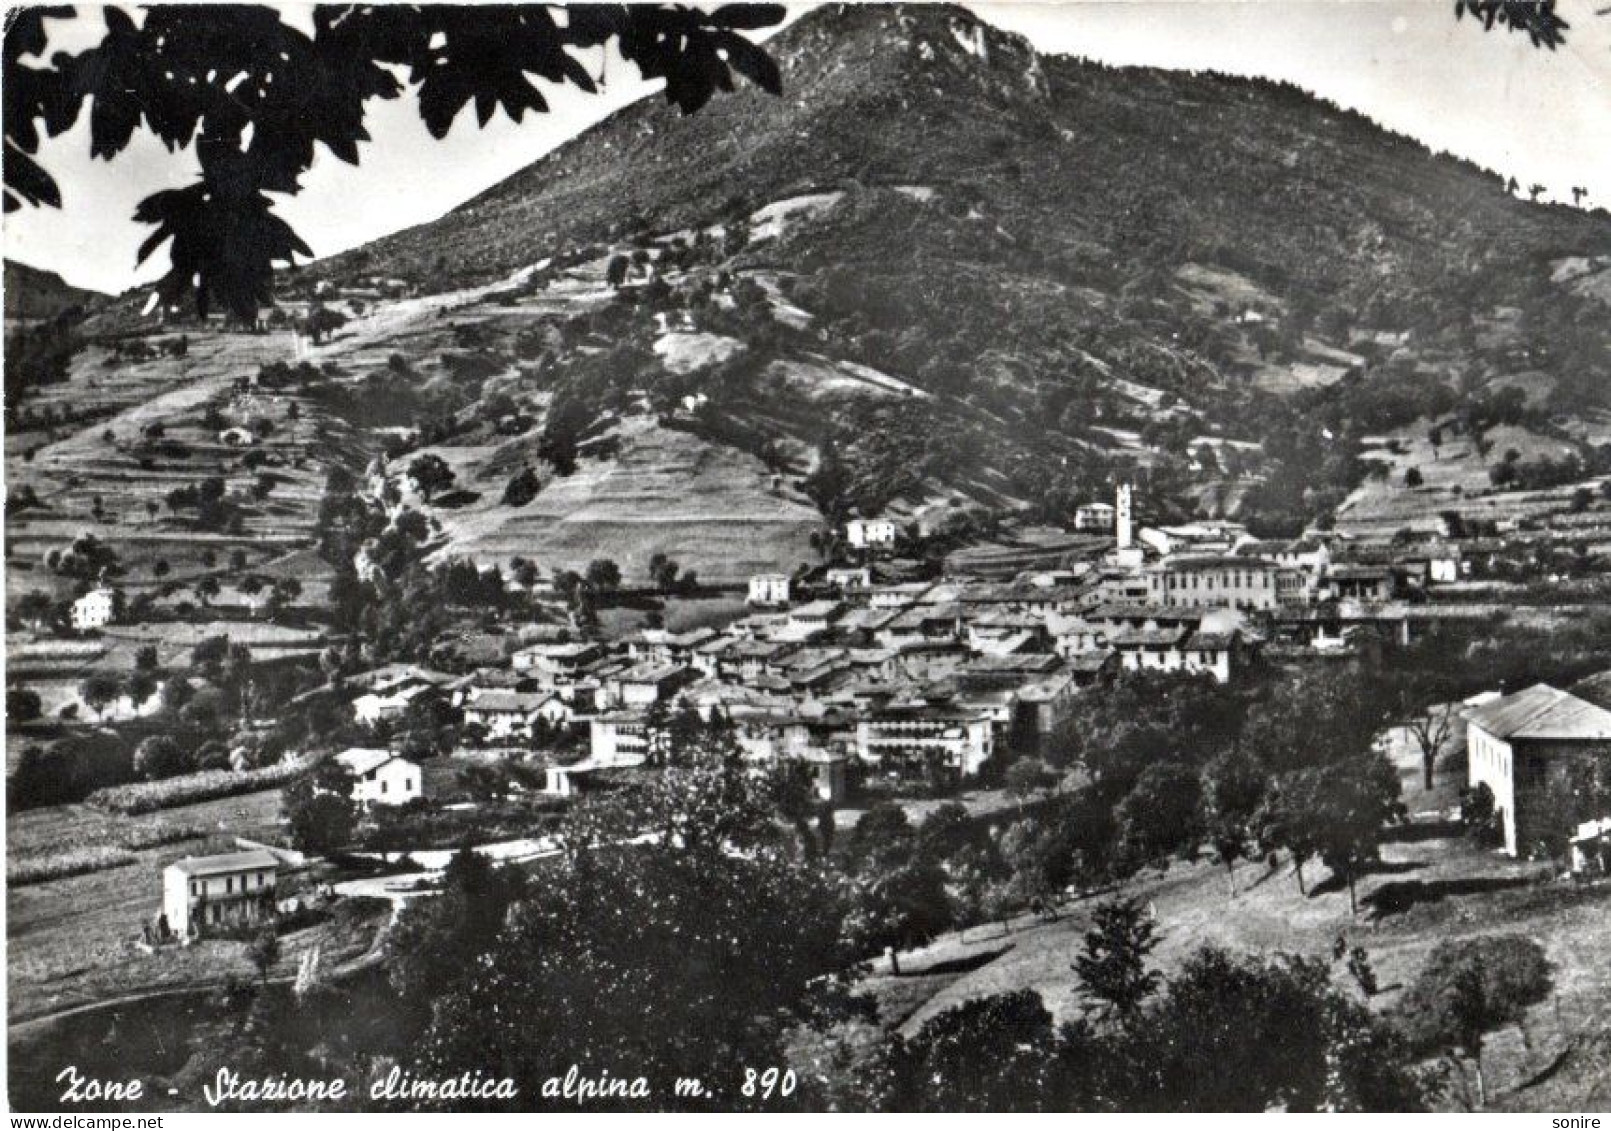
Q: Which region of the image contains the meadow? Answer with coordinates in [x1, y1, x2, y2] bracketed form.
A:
[6, 786, 301, 1022]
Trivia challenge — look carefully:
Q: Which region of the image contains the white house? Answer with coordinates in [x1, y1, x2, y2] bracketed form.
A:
[1108, 627, 1244, 684]
[588, 714, 657, 763]
[162, 849, 279, 939]
[335, 748, 423, 807]
[71, 587, 116, 630]
[855, 705, 995, 781]
[461, 689, 569, 739]
[1427, 552, 1462, 584]
[824, 565, 873, 592]
[351, 679, 438, 725]
[1073, 502, 1115, 531]
[846, 518, 897, 549]
[1465, 684, 1611, 856]
[544, 751, 647, 797]
[747, 573, 792, 606]
[603, 662, 692, 708]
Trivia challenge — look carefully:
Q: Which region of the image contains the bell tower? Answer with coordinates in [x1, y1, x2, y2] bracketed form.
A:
[1116, 482, 1134, 550]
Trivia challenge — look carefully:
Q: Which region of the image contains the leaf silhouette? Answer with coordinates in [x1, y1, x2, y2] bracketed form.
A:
[3, 142, 62, 211]
[5, 3, 785, 316]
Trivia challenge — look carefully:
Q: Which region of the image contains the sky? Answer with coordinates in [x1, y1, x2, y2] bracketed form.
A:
[5, 0, 1609, 295]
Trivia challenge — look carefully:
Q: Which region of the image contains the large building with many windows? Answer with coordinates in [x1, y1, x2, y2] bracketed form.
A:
[162, 849, 279, 939]
[1146, 555, 1303, 612]
[855, 704, 996, 782]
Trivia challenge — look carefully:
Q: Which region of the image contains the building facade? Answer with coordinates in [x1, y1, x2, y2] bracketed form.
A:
[335, 748, 423, 807]
[1466, 684, 1611, 856]
[855, 706, 996, 782]
[162, 849, 279, 939]
[846, 518, 898, 549]
[71, 587, 116, 630]
[1148, 556, 1302, 612]
[747, 573, 792, 606]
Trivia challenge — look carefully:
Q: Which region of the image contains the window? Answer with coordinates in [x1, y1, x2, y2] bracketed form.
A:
[225, 876, 233, 894]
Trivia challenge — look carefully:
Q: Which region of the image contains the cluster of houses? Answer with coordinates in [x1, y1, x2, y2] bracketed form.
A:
[331, 484, 1536, 806]
[152, 668, 1611, 946]
[151, 483, 1611, 941]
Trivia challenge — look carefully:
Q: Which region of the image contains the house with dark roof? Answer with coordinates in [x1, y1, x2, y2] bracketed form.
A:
[604, 662, 694, 708]
[1109, 626, 1247, 683]
[1323, 565, 1398, 603]
[461, 689, 570, 738]
[627, 626, 719, 666]
[1466, 683, 1611, 855]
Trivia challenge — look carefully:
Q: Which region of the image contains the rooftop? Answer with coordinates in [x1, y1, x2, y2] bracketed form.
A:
[615, 662, 688, 684]
[167, 849, 280, 877]
[1466, 683, 1611, 742]
[1162, 554, 1281, 572]
[789, 599, 846, 620]
[336, 747, 409, 775]
[464, 690, 555, 712]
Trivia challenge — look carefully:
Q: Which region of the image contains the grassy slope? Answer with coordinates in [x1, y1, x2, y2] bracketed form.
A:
[6, 787, 286, 1020]
[855, 726, 1611, 1111]
[415, 416, 821, 584]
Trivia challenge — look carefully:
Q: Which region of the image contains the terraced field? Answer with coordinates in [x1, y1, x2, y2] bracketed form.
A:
[412, 414, 822, 584]
[1339, 419, 1611, 537]
[5, 787, 290, 1021]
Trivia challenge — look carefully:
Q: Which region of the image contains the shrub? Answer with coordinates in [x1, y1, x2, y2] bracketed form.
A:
[1396, 934, 1553, 1058]
[8, 846, 136, 886]
[10, 732, 133, 810]
[119, 820, 209, 850]
[502, 467, 541, 507]
[87, 759, 308, 815]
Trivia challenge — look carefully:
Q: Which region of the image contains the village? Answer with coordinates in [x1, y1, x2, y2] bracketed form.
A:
[6, 0, 1611, 1110]
[8, 253, 1611, 1108]
[114, 477, 1611, 952]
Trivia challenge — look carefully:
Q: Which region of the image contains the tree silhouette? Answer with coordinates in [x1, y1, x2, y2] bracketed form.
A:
[1201, 748, 1267, 894]
[133, 733, 185, 779]
[4, 4, 785, 320]
[1072, 895, 1161, 1016]
[78, 672, 120, 719]
[584, 556, 621, 593]
[248, 925, 281, 985]
[407, 452, 455, 501]
[1455, 0, 1571, 49]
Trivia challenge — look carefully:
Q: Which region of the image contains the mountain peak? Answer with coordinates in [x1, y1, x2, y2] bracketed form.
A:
[776, 3, 1050, 103]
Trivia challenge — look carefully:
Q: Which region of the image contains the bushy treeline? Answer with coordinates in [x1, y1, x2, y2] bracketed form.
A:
[217, 724, 1446, 1112]
[86, 758, 308, 816]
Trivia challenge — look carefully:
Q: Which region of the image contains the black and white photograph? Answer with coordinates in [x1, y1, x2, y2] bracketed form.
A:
[3, 0, 1610, 1115]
